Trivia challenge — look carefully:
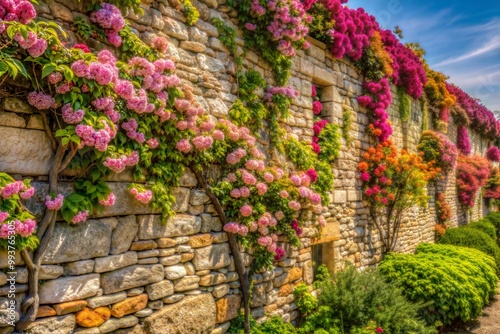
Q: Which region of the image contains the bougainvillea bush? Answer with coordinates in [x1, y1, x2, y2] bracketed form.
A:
[417, 130, 457, 176]
[456, 155, 490, 208]
[358, 140, 438, 253]
[486, 146, 500, 162]
[435, 192, 451, 224]
[484, 166, 500, 200]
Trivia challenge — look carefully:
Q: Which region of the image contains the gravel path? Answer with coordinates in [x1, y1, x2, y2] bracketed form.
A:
[444, 284, 500, 334]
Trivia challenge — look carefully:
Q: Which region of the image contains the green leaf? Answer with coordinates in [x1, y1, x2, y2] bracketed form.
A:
[41, 64, 56, 78]
[55, 129, 67, 137]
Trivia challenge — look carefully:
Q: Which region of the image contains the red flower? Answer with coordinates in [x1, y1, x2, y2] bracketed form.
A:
[376, 328, 384, 333]
[311, 142, 320, 154]
[74, 44, 91, 53]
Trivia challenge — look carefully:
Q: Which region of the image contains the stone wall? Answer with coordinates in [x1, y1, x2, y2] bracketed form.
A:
[0, 0, 493, 333]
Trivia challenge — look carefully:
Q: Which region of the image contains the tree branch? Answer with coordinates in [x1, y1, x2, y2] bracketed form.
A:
[41, 112, 57, 151]
[191, 165, 251, 334]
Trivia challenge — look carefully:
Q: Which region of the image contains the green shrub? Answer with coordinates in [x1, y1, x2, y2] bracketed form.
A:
[465, 219, 497, 239]
[229, 315, 297, 334]
[485, 212, 500, 239]
[437, 227, 500, 273]
[295, 265, 434, 334]
[379, 243, 498, 327]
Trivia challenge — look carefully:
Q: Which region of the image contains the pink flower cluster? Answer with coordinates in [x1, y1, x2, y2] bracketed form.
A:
[223, 222, 248, 236]
[312, 100, 322, 115]
[0, 219, 37, 239]
[245, 0, 311, 57]
[291, 220, 303, 236]
[45, 194, 64, 210]
[0, 0, 36, 26]
[1, 180, 33, 199]
[379, 30, 426, 98]
[486, 146, 500, 162]
[90, 3, 125, 47]
[27, 91, 55, 110]
[62, 104, 84, 124]
[152, 36, 169, 53]
[264, 85, 299, 106]
[457, 126, 471, 156]
[71, 210, 89, 224]
[358, 78, 393, 142]
[447, 83, 500, 139]
[76, 121, 115, 152]
[312, 119, 328, 153]
[99, 192, 116, 207]
[103, 151, 139, 173]
[130, 187, 153, 204]
[13, 30, 47, 57]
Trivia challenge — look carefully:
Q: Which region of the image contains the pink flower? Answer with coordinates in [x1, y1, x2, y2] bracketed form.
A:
[275, 211, 284, 221]
[27, 91, 55, 110]
[310, 193, 321, 205]
[71, 210, 89, 224]
[240, 187, 251, 197]
[147, 138, 159, 149]
[227, 173, 237, 182]
[311, 85, 317, 97]
[15, 1, 37, 24]
[223, 222, 240, 234]
[288, 201, 301, 211]
[15, 218, 36, 237]
[306, 169, 318, 183]
[244, 23, 257, 31]
[1, 181, 21, 199]
[48, 72, 63, 85]
[130, 188, 153, 204]
[298, 186, 311, 198]
[258, 236, 272, 247]
[312, 100, 322, 114]
[45, 194, 64, 210]
[275, 168, 284, 179]
[249, 221, 258, 232]
[152, 36, 169, 53]
[365, 188, 374, 196]
[230, 189, 241, 198]
[318, 215, 326, 228]
[238, 225, 248, 237]
[103, 156, 126, 173]
[176, 139, 192, 153]
[376, 328, 384, 333]
[20, 187, 35, 199]
[62, 104, 84, 124]
[99, 193, 116, 207]
[290, 175, 302, 186]
[0, 212, 9, 223]
[361, 172, 370, 182]
[27, 38, 47, 57]
[213, 130, 225, 141]
[256, 183, 268, 196]
[274, 247, 285, 260]
[241, 171, 257, 185]
[192, 136, 214, 151]
[263, 172, 274, 183]
[279, 190, 289, 198]
[381, 197, 388, 205]
[240, 205, 253, 217]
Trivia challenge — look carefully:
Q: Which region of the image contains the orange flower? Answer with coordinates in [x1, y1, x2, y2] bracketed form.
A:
[358, 162, 368, 171]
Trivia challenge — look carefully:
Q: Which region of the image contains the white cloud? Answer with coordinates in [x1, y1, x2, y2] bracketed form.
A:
[434, 35, 500, 66]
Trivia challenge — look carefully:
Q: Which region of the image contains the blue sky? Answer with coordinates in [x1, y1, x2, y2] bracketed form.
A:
[347, 0, 500, 112]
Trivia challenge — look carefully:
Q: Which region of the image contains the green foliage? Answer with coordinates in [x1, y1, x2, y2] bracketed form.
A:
[229, 314, 297, 334]
[180, 0, 200, 25]
[437, 226, 500, 273]
[465, 219, 497, 240]
[398, 86, 411, 122]
[307, 3, 335, 45]
[74, 16, 105, 40]
[318, 123, 341, 163]
[341, 106, 353, 145]
[119, 26, 156, 61]
[484, 212, 500, 240]
[211, 17, 239, 61]
[380, 243, 498, 326]
[296, 264, 433, 334]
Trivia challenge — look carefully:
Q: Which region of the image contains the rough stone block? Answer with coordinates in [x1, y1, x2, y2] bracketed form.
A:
[0, 126, 54, 176]
[193, 244, 231, 271]
[100, 265, 164, 294]
[143, 294, 216, 333]
[39, 274, 100, 304]
[138, 214, 201, 239]
[215, 295, 240, 323]
[42, 220, 112, 264]
[25, 314, 75, 334]
[110, 215, 138, 255]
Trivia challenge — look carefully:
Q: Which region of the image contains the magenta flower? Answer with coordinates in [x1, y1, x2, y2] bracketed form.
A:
[240, 204, 253, 217]
[45, 194, 64, 211]
[71, 210, 89, 224]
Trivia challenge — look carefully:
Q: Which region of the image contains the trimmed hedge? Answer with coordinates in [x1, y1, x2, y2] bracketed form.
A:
[379, 243, 498, 327]
[437, 226, 500, 273]
[465, 219, 497, 239]
[484, 212, 500, 240]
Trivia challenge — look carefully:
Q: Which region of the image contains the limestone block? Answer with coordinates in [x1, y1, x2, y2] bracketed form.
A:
[197, 54, 224, 72]
[193, 244, 231, 271]
[143, 294, 216, 333]
[0, 112, 25, 128]
[110, 215, 138, 255]
[42, 220, 112, 264]
[100, 265, 164, 294]
[87, 292, 127, 309]
[94, 252, 138, 273]
[215, 295, 240, 323]
[111, 294, 148, 318]
[145, 280, 174, 300]
[137, 214, 201, 239]
[207, 98, 228, 118]
[25, 314, 75, 334]
[97, 315, 138, 333]
[39, 274, 100, 304]
[0, 126, 54, 176]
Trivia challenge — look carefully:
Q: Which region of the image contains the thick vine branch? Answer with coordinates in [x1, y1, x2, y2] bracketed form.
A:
[16, 143, 66, 331]
[191, 165, 251, 334]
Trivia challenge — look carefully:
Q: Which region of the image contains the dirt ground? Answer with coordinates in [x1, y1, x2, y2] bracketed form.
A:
[444, 285, 500, 334]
